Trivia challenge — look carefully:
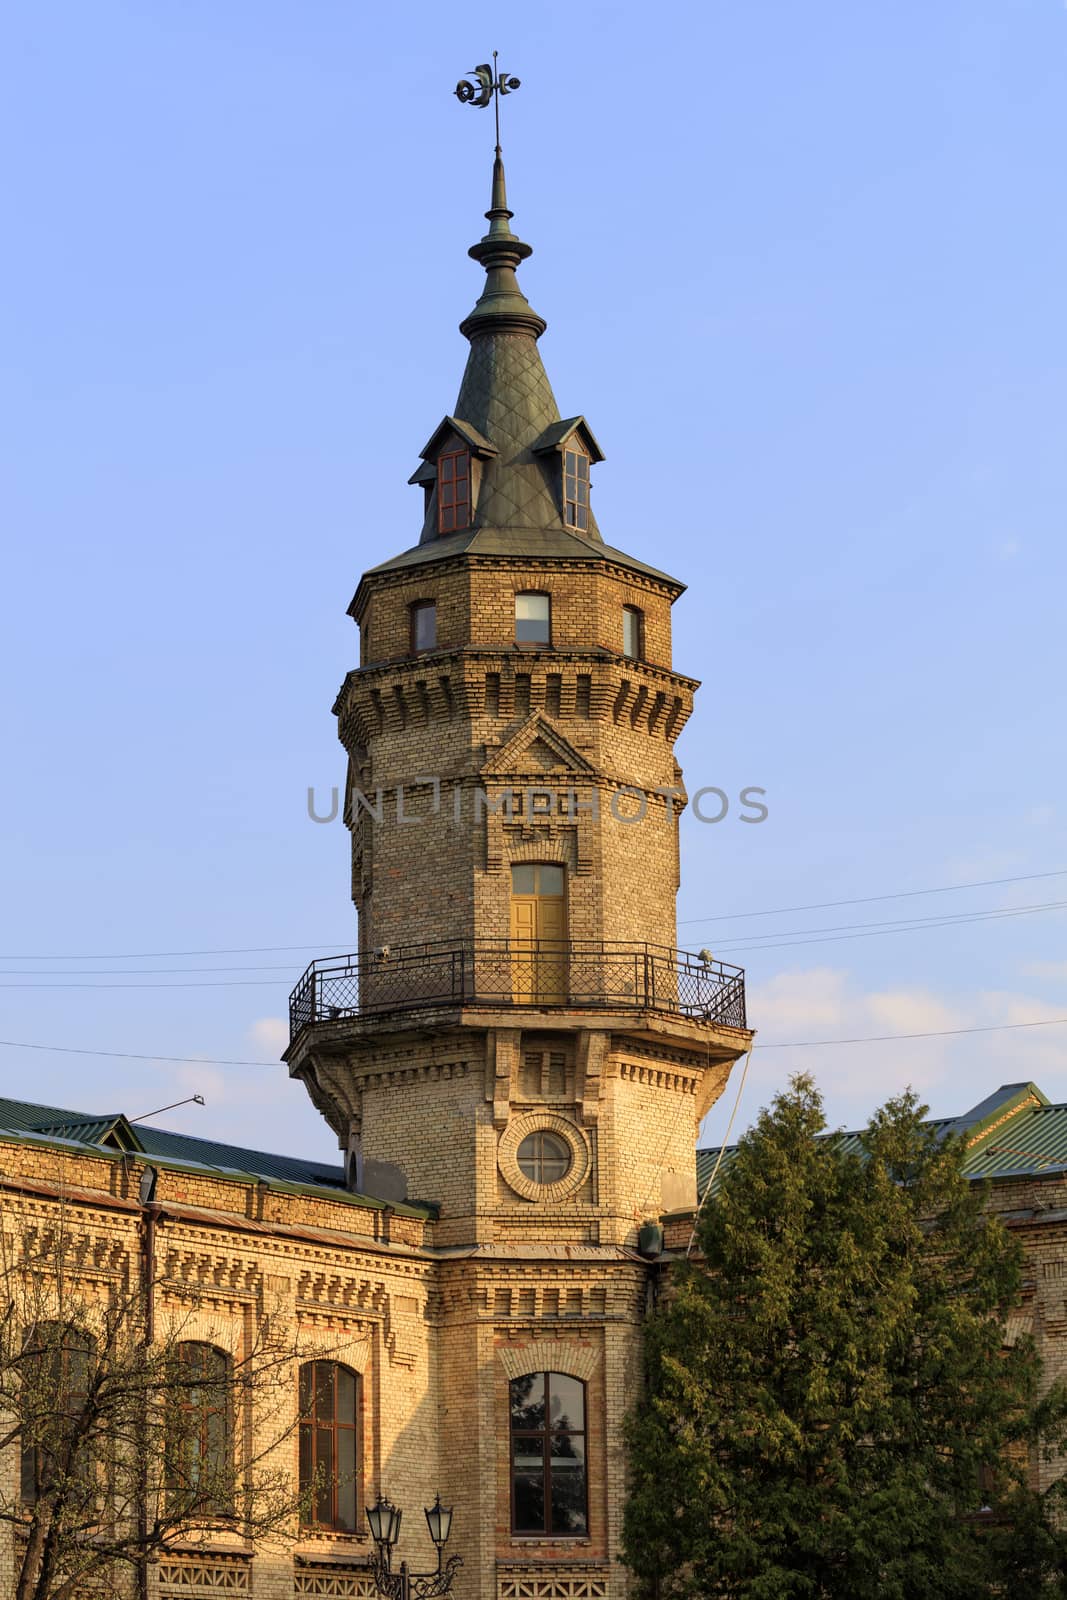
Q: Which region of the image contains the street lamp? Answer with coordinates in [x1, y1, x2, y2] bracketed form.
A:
[366, 1492, 462, 1600]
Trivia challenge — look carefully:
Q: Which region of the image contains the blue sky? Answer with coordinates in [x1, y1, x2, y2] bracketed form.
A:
[2, 0, 1065, 1164]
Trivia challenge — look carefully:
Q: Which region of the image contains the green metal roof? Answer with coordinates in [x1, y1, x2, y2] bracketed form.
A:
[363, 526, 683, 589]
[0, 1094, 345, 1186]
[0, 1094, 431, 1215]
[696, 1083, 1059, 1201]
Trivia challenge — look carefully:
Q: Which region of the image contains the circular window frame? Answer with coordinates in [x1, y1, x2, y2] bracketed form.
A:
[498, 1113, 590, 1202]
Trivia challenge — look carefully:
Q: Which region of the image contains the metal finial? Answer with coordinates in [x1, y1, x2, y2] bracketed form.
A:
[454, 50, 521, 152]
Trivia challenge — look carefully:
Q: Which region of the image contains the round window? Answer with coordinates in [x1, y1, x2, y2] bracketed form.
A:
[516, 1130, 572, 1185]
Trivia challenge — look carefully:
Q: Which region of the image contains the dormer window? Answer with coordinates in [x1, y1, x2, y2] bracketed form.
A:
[438, 449, 471, 534]
[563, 449, 590, 531]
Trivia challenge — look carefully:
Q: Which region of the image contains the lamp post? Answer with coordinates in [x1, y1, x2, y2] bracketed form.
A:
[366, 1493, 462, 1600]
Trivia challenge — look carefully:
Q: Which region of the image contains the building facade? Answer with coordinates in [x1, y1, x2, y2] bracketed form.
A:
[3, 143, 1062, 1600]
[0, 149, 752, 1600]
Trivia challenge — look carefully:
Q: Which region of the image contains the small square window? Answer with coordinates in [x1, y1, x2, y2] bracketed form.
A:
[411, 601, 436, 653]
[622, 605, 644, 660]
[563, 449, 590, 531]
[515, 592, 551, 645]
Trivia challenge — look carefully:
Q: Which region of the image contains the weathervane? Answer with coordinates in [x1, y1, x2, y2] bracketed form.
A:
[454, 51, 521, 152]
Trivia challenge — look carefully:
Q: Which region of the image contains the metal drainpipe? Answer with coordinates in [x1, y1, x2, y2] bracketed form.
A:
[138, 1179, 160, 1600]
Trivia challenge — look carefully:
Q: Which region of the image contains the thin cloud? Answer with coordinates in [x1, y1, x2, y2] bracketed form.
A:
[248, 1017, 289, 1053]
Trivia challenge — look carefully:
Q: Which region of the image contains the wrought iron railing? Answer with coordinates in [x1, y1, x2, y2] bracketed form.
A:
[288, 940, 746, 1040]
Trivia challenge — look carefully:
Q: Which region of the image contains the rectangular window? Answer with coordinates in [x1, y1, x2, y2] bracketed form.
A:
[437, 449, 471, 534]
[563, 450, 590, 530]
[410, 601, 437, 653]
[622, 605, 644, 660]
[515, 592, 551, 645]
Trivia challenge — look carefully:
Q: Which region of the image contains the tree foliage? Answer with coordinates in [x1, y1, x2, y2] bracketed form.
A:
[0, 1210, 312, 1600]
[623, 1075, 1067, 1598]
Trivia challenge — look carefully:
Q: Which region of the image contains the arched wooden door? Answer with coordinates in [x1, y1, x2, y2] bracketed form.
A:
[510, 864, 567, 1003]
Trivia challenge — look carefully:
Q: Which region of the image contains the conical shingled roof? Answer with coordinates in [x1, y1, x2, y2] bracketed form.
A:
[452, 330, 578, 536]
[364, 152, 681, 589]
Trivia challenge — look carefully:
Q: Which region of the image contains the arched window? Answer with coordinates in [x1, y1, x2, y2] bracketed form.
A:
[510, 1371, 588, 1535]
[167, 1342, 233, 1515]
[20, 1322, 94, 1504]
[299, 1360, 359, 1532]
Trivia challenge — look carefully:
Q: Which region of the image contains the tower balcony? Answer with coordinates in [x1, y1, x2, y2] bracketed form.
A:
[288, 939, 746, 1044]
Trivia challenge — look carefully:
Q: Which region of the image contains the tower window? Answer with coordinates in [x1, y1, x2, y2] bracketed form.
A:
[563, 449, 590, 531]
[622, 605, 644, 660]
[437, 449, 471, 534]
[410, 601, 437, 653]
[517, 1129, 572, 1185]
[516, 592, 551, 645]
[510, 1372, 588, 1536]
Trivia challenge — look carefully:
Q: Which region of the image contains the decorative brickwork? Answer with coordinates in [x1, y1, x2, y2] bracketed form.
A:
[497, 1566, 610, 1600]
[158, 1556, 251, 1593]
[293, 1567, 377, 1598]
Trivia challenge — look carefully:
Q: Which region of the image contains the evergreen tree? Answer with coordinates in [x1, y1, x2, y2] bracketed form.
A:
[623, 1075, 1067, 1598]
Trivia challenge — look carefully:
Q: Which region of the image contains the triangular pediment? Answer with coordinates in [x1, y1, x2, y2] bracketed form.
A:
[531, 416, 605, 464]
[482, 714, 597, 777]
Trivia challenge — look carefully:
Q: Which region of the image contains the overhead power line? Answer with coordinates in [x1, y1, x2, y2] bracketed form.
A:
[0, 942, 352, 962]
[0, 1038, 277, 1066]
[0, 869, 1063, 962]
[2, 1016, 1066, 1071]
[0, 901, 1061, 986]
[716, 898, 1067, 956]
[753, 1017, 1067, 1050]
[0, 964, 302, 976]
[0, 979, 288, 990]
[2, 869, 1064, 962]
[679, 867, 1067, 927]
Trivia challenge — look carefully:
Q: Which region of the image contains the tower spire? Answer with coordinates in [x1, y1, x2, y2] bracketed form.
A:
[460, 149, 546, 341]
[453, 56, 544, 340]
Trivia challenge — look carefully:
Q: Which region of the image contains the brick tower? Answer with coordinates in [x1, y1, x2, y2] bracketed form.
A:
[285, 145, 752, 1597]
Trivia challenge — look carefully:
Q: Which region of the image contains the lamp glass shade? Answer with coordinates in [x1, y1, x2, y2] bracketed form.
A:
[425, 1495, 453, 1546]
[367, 1496, 402, 1547]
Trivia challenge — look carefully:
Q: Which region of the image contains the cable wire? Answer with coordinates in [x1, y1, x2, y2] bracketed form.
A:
[0, 942, 352, 961]
[716, 899, 1067, 956]
[686, 1048, 753, 1257]
[3, 869, 1064, 961]
[0, 1038, 276, 1066]
[679, 867, 1067, 927]
[752, 1016, 1067, 1050]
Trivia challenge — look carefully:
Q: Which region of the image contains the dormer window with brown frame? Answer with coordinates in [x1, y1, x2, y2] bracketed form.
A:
[438, 449, 471, 534]
[563, 449, 590, 531]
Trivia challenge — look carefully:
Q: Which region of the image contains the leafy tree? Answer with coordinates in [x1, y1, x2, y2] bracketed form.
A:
[623, 1075, 1067, 1599]
[0, 1210, 315, 1600]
